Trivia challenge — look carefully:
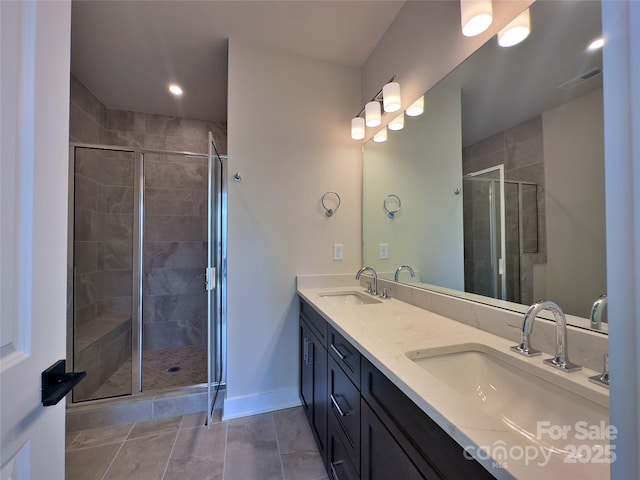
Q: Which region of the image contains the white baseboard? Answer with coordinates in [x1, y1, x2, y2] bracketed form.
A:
[222, 387, 301, 421]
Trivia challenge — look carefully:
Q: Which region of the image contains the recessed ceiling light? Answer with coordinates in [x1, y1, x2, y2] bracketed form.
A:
[169, 84, 183, 96]
[587, 37, 605, 51]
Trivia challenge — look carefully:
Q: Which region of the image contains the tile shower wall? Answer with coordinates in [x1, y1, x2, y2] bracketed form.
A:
[69, 75, 227, 395]
[462, 115, 545, 305]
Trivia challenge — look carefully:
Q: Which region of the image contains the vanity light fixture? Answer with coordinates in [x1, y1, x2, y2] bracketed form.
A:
[587, 37, 605, 51]
[168, 83, 183, 96]
[373, 127, 388, 143]
[497, 8, 531, 47]
[388, 112, 404, 131]
[351, 76, 401, 140]
[365, 101, 382, 127]
[351, 117, 366, 140]
[406, 96, 424, 117]
[460, 0, 493, 37]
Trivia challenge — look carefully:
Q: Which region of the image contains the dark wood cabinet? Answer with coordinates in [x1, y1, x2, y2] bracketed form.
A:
[298, 298, 495, 480]
[300, 316, 328, 465]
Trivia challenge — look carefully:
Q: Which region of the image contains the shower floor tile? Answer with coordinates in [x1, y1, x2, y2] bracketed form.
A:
[90, 345, 207, 400]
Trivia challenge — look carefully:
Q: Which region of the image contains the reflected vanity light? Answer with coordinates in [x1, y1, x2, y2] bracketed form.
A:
[351, 117, 366, 140]
[389, 112, 405, 131]
[406, 96, 424, 117]
[460, 0, 493, 37]
[373, 127, 388, 143]
[168, 83, 183, 96]
[587, 37, 605, 51]
[365, 101, 382, 127]
[497, 8, 531, 47]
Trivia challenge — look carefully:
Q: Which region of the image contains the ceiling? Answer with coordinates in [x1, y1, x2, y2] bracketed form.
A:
[70, 0, 405, 122]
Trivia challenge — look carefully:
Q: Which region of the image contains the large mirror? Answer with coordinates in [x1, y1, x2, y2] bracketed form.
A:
[363, 0, 606, 332]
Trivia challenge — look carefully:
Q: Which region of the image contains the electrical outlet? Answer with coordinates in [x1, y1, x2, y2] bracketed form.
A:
[379, 243, 389, 260]
[333, 243, 344, 261]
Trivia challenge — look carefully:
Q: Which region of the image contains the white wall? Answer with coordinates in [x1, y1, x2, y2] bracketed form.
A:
[533, 88, 606, 317]
[361, 0, 533, 140]
[363, 79, 463, 289]
[225, 39, 362, 418]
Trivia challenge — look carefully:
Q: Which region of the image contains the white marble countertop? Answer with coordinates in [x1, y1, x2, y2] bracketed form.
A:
[297, 285, 611, 480]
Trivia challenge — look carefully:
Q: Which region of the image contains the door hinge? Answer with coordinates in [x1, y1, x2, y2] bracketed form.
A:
[206, 267, 216, 291]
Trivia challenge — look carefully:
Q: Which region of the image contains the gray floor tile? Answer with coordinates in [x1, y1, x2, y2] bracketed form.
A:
[66, 431, 79, 449]
[181, 411, 207, 429]
[67, 423, 133, 451]
[163, 423, 227, 480]
[103, 432, 177, 480]
[65, 443, 121, 480]
[128, 415, 182, 439]
[280, 452, 327, 480]
[226, 412, 277, 453]
[273, 407, 317, 454]
[224, 446, 284, 480]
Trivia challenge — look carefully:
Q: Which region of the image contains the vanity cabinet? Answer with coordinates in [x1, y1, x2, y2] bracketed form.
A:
[298, 298, 493, 480]
[299, 309, 328, 464]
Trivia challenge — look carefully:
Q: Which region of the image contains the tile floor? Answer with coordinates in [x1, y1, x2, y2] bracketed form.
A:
[65, 405, 328, 480]
[89, 345, 208, 400]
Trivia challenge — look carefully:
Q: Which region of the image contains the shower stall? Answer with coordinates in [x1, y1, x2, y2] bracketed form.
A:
[68, 133, 225, 423]
[463, 164, 539, 304]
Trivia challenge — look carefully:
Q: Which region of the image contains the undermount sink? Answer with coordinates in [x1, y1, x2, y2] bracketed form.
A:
[406, 344, 609, 457]
[318, 290, 382, 305]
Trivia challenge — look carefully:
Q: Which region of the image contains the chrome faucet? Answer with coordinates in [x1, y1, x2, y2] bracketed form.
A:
[511, 300, 581, 372]
[589, 294, 607, 330]
[356, 266, 378, 296]
[394, 265, 416, 282]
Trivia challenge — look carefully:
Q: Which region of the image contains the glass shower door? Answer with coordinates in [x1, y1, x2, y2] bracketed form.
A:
[207, 132, 226, 425]
[463, 165, 506, 299]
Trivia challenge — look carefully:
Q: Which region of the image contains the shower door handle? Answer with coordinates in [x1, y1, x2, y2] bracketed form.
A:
[205, 267, 216, 291]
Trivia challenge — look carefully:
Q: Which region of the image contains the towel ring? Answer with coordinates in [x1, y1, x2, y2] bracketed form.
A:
[383, 194, 401, 218]
[322, 191, 341, 217]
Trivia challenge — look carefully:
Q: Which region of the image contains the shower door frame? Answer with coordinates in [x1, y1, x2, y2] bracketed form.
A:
[68, 142, 227, 403]
[463, 164, 507, 300]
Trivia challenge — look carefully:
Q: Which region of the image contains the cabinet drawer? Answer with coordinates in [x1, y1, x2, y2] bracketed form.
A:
[328, 326, 360, 388]
[300, 299, 328, 347]
[328, 356, 360, 473]
[328, 412, 360, 480]
[361, 358, 494, 479]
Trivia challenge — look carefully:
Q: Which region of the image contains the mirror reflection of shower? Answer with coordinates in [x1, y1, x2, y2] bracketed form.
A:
[463, 166, 539, 304]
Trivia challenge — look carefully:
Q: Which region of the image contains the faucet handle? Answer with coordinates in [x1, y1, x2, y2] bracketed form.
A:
[366, 282, 373, 294]
[589, 354, 610, 389]
[510, 333, 541, 357]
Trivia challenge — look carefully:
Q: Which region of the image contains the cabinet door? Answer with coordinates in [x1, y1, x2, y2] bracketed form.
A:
[361, 400, 433, 480]
[300, 318, 328, 464]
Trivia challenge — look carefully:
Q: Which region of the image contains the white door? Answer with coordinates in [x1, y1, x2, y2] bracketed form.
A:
[1, 1, 71, 478]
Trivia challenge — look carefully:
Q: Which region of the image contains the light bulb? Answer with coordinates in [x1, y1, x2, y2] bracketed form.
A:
[498, 9, 530, 47]
[382, 81, 401, 113]
[351, 117, 365, 140]
[388, 113, 404, 131]
[168, 84, 183, 96]
[588, 37, 605, 51]
[460, 0, 493, 37]
[373, 127, 387, 143]
[365, 101, 381, 127]
[406, 96, 424, 117]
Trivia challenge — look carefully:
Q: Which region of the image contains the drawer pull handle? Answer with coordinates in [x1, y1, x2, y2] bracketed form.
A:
[330, 393, 350, 417]
[331, 343, 349, 360]
[304, 338, 312, 365]
[330, 461, 343, 480]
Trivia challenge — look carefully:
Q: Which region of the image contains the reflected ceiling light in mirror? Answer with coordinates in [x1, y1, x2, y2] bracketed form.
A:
[373, 127, 388, 143]
[383, 81, 401, 112]
[351, 117, 365, 140]
[460, 0, 493, 37]
[365, 101, 382, 127]
[497, 8, 531, 47]
[168, 83, 183, 96]
[406, 96, 424, 117]
[389, 112, 404, 131]
[587, 37, 605, 51]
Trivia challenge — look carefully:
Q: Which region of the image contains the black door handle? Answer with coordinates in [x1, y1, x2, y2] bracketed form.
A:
[41, 359, 86, 406]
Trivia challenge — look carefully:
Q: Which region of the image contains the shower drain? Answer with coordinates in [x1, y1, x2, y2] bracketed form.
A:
[167, 366, 181, 373]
